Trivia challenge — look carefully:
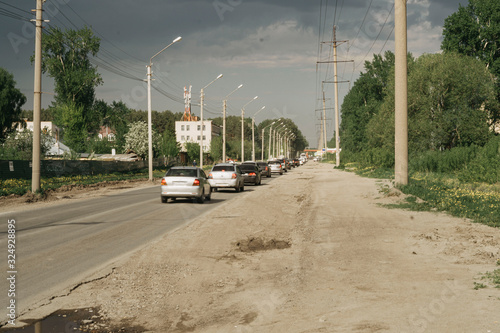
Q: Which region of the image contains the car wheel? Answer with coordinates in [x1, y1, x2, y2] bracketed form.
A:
[267, 174, 271, 178]
[197, 190, 205, 204]
[161, 196, 168, 203]
[206, 190, 212, 201]
[235, 185, 240, 192]
[241, 184, 245, 192]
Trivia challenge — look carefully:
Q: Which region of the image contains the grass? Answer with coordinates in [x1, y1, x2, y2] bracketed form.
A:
[0, 169, 168, 197]
[340, 163, 500, 228]
[476, 269, 500, 289]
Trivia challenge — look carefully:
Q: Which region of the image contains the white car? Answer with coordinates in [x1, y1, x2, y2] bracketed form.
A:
[160, 167, 211, 204]
[208, 163, 245, 192]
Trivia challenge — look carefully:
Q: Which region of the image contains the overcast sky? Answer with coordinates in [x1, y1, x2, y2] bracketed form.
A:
[1, 0, 466, 147]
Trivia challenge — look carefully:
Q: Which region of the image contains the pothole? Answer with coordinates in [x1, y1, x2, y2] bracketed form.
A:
[236, 237, 291, 252]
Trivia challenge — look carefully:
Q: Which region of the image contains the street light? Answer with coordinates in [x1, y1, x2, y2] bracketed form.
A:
[241, 96, 258, 162]
[251, 106, 266, 161]
[223, 84, 243, 162]
[200, 73, 223, 168]
[268, 120, 283, 159]
[147, 36, 182, 181]
[261, 121, 275, 161]
[274, 123, 286, 158]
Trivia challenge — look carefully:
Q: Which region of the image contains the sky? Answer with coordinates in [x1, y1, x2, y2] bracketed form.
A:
[1, 0, 466, 147]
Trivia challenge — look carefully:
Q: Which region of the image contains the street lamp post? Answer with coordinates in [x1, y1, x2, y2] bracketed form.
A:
[241, 96, 258, 162]
[251, 106, 266, 161]
[200, 74, 223, 168]
[274, 124, 286, 158]
[268, 120, 282, 159]
[223, 84, 243, 162]
[261, 121, 275, 161]
[147, 36, 182, 181]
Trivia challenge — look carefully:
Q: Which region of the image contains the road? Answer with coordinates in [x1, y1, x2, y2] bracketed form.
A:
[0, 176, 275, 321]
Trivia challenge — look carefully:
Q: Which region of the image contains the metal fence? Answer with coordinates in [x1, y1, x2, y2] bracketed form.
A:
[0, 159, 165, 180]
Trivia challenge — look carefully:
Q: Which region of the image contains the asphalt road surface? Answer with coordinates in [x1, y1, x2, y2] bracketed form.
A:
[0, 177, 275, 321]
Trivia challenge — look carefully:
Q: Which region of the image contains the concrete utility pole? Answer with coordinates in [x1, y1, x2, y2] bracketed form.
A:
[395, 0, 408, 185]
[322, 90, 327, 153]
[318, 26, 352, 166]
[31, 0, 44, 193]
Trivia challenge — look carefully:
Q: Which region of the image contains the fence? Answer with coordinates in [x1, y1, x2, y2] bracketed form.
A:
[0, 159, 166, 180]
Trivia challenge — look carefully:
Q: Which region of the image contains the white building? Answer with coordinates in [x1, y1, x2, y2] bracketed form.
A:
[175, 120, 219, 152]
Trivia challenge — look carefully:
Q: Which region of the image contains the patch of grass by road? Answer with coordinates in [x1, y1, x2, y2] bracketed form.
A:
[339, 163, 500, 228]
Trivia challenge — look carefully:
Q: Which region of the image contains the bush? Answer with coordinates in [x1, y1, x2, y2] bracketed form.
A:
[459, 136, 500, 184]
[410, 145, 478, 173]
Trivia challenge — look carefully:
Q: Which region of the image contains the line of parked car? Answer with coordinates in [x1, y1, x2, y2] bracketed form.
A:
[160, 156, 308, 204]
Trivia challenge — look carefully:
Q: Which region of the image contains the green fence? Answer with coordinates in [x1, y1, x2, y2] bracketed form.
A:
[0, 159, 164, 180]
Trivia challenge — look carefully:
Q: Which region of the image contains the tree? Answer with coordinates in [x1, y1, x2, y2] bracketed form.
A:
[160, 129, 180, 163]
[340, 51, 400, 152]
[51, 102, 88, 152]
[1, 129, 54, 160]
[442, 0, 500, 123]
[185, 142, 200, 164]
[0, 68, 26, 142]
[366, 52, 496, 153]
[37, 26, 103, 140]
[210, 136, 223, 163]
[123, 121, 160, 159]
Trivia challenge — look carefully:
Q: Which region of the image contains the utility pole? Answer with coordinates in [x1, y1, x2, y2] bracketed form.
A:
[395, 0, 408, 185]
[31, 0, 44, 193]
[318, 25, 352, 166]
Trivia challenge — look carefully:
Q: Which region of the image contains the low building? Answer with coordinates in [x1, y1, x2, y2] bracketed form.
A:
[175, 120, 220, 152]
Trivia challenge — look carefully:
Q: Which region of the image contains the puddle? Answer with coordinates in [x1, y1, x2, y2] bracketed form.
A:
[0, 308, 146, 333]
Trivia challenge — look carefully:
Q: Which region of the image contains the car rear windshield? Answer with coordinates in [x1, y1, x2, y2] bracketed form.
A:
[239, 165, 256, 172]
[167, 169, 197, 177]
[268, 161, 280, 164]
[212, 165, 235, 172]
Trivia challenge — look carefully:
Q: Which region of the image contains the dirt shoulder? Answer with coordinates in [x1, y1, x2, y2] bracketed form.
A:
[16, 163, 500, 332]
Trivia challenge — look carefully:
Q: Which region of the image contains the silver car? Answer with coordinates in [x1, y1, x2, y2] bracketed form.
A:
[160, 167, 211, 203]
[268, 160, 283, 175]
[208, 163, 245, 192]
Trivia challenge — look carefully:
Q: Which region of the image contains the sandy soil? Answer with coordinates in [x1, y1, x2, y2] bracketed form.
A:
[11, 163, 500, 332]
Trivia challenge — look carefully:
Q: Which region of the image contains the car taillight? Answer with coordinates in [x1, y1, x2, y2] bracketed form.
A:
[193, 179, 200, 186]
[279, 165, 282, 169]
[265, 166, 268, 171]
[208, 173, 213, 179]
[249, 172, 256, 176]
[231, 173, 237, 179]
[161, 178, 167, 185]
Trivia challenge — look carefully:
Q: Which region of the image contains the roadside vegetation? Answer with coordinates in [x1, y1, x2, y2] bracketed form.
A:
[0, 169, 168, 197]
[336, 0, 500, 228]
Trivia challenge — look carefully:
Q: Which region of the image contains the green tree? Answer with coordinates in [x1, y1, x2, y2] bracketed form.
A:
[442, 0, 500, 123]
[51, 102, 88, 152]
[367, 52, 496, 154]
[210, 135, 223, 163]
[0, 68, 26, 142]
[160, 129, 180, 163]
[1, 129, 54, 160]
[340, 51, 399, 152]
[37, 26, 103, 139]
[123, 121, 160, 159]
[185, 142, 200, 164]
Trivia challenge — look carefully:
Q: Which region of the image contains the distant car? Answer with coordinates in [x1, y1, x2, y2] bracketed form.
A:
[256, 161, 271, 178]
[208, 163, 245, 192]
[239, 163, 262, 185]
[160, 167, 211, 204]
[268, 159, 283, 175]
